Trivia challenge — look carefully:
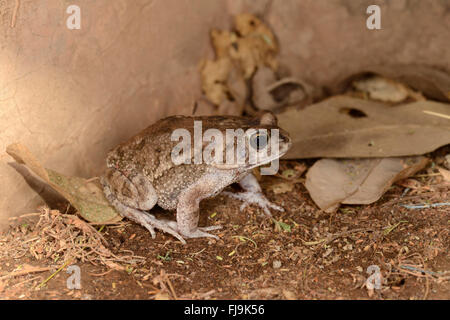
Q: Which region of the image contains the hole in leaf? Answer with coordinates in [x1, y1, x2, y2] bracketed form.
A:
[339, 107, 368, 118]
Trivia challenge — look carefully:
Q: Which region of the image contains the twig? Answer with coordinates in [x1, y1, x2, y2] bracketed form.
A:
[0, 265, 51, 280]
[36, 259, 73, 289]
[383, 221, 407, 236]
[8, 212, 41, 221]
[400, 202, 450, 209]
[303, 228, 373, 246]
[231, 235, 258, 248]
[12, 276, 41, 288]
[88, 269, 114, 277]
[166, 276, 178, 300]
[10, 0, 20, 28]
[423, 110, 450, 120]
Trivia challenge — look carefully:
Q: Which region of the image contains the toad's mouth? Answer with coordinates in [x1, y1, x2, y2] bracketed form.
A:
[245, 143, 290, 170]
[211, 138, 291, 172]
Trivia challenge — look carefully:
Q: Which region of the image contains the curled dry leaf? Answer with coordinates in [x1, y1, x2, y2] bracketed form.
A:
[252, 66, 313, 111]
[268, 181, 295, 195]
[352, 75, 424, 103]
[332, 64, 450, 103]
[233, 13, 278, 75]
[6, 143, 121, 224]
[437, 167, 450, 183]
[200, 58, 232, 106]
[278, 96, 450, 159]
[445, 154, 450, 170]
[305, 156, 429, 212]
[200, 13, 278, 112]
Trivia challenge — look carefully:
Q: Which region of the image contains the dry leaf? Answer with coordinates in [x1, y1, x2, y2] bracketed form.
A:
[269, 182, 295, 194]
[437, 167, 450, 183]
[6, 143, 121, 224]
[233, 13, 278, 75]
[278, 96, 450, 159]
[200, 13, 278, 111]
[282, 289, 297, 300]
[153, 292, 171, 300]
[235, 14, 277, 51]
[445, 154, 450, 170]
[305, 156, 429, 212]
[200, 58, 232, 105]
[252, 66, 312, 111]
[103, 260, 125, 271]
[211, 29, 233, 59]
[352, 75, 420, 103]
[333, 65, 450, 103]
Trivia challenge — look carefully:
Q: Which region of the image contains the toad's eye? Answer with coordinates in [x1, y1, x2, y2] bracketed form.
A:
[250, 132, 268, 151]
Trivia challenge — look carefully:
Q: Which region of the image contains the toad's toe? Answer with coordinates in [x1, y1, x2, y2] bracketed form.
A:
[180, 226, 222, 240]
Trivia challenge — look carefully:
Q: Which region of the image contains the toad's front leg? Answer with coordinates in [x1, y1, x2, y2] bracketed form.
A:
[172, 173, 226, 240]
[223, 173, 284, 217]
[101, 168, 188, 244]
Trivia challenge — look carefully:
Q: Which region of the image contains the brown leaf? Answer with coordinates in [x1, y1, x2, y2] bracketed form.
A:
[6, 143, 121, 224]
[305, 156, 429, 212]
[269, 182, 295, 194]
[278, 96, 450, 159]
[352, 75, 422, 103]
[252, 66, 312, 111]
[200, 13, 278, 109]
[282, 289, 297, 300]
[200, 58, 232, 105]
[333, 65, 450, 103]
[437, 167, 450, 183]
[154, 292, 171, 300]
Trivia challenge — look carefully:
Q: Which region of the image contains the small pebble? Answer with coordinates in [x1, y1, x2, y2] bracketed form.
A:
[445, 154, 450, 169]
[273, 260, 282, 269]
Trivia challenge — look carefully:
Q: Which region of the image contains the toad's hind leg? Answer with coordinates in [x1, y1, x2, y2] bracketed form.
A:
[101, 169, 188, 244]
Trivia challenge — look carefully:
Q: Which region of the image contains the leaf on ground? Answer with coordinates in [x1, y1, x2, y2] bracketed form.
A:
[445, 154, 450, 170]
[6, 143, 121, 224]
[278, 96, 450, 159]
[332, 64, 450, 103]
[273, 219, 291, 232]
[305, 156, 429, 212]
[268, 181, 295, 194]
[352, 75, 423, 103]
[437, 167, 450, 183]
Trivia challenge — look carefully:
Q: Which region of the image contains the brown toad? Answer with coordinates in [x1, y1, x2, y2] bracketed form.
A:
[101, 112, 291, 244]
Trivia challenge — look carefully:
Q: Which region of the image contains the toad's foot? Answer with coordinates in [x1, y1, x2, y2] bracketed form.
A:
[127, 210, 222, 244]
[120, 206, 190, 244]
[222, 191, 284, 217]
[165, 221, 222, 240]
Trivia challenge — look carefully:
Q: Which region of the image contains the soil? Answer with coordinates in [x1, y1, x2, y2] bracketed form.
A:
[0, 147, 449, 300]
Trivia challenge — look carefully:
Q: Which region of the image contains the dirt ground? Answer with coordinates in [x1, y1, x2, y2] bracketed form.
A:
[0, 147, 449, 300]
